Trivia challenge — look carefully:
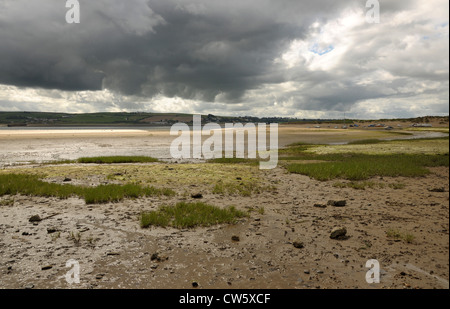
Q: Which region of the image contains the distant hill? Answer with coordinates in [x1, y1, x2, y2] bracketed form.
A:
[0, 111, 448, 127]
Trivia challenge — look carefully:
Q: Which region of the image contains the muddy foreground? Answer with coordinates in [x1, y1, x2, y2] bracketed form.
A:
[0, 164, 448, 289]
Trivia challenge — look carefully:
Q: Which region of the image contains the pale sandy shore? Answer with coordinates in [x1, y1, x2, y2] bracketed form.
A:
[0, 125, 448, 167]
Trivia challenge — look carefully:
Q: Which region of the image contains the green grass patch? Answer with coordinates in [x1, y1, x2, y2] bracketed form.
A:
[0, 174, 175, 204]
[212, 180, 258, 196]
[286, 153, 449, 181]
[333, 181, 406, 190]
[347, 139, 384, 145]
[207, 157, 259, 165]
[140, 202, 248, 229]
[0, 198, 15, 206]
[77, 156, 159, 164]
[386, 229, 415, 244]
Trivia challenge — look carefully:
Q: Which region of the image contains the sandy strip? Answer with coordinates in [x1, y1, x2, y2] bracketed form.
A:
[0, 128, 172, 139]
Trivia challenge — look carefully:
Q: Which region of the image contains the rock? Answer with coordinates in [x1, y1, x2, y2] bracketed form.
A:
[330, 227, 347, 240]
[191, 193, 203, 199]
[192, 281, 199, 288]
[231, 235, 240, 242]
[151, 252, 168, 262]
[293, 241, 304, 249]
[63, 178, 72, 182]
[41, 265, 53, 271]
[328, 200, 347, 207]
[304, 270, 310, 274]
[29, 215, 42, 223]
[24, 284, 34, 290]
[314, 204, 327, 208]
[47, 228, 58, 234]
[429, 187, 445, 193]
[106, 252, 120, 256]
[95, 274, 105, 280]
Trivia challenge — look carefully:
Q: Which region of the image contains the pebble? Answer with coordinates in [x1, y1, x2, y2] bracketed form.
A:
[328, 200, 347, 207]
[293, 241, 304, 249]
[330, 227, 347, 239]
[191, 193, 203, 199]
[29, 215, 42, 223]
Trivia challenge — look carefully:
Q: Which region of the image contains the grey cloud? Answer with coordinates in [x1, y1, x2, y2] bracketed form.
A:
[0, 0, 448, 117]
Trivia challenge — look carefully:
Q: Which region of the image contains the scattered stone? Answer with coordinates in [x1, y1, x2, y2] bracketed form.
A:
[328, 200, 347, 207]
[29, 215, 42, 223]
[63, 177, 72, 182]
[22, 232, 31, 236]
[316, 270, 324, 274]
[314, 204, 327, 208]
[304, 270, 310, 275]
[192, 281, 199, 288]
[429, 187, 446, 193]
[231, 235, 240, 242]
[24, 284, 34, 290]
[330, 227, 347, 240]
[293, 241, 304, 249]
[95, 274, 105, 280]
[107, 252, 120, 256]
[151, 252, 168, 262]
[47, 228, 58, 234]
[191, 193, 203, 199]
[41, 265, 53, 271]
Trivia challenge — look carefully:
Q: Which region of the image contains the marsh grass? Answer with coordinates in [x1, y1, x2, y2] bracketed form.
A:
[77, 156, 159, 164]
[333, 181, 406, 190]
[0, 174, 175, 204]
[140, 202, 248, 229]
[347, 139, 384, 145]
[207, 158, 259, 165]
[0, 198, 14, 206]
[213, 180, 256, 196]
[286, 153, 449, 181]
[386, 229, 416, 244]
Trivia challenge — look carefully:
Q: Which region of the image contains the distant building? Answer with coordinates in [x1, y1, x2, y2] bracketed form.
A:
[412, 123, 432, 128]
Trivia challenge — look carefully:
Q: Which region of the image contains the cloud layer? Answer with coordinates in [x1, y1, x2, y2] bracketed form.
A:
[0, 0, 448, 118]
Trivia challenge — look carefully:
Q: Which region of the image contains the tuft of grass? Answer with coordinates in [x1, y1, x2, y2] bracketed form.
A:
[333, 181, 406, 190]
[389, 183, 406, 190]
[0, 198, 15, 206]
[140, 202, 248, 229]
[213, 181, 256, 197]
[68, 231, 81, 245]
[333, 181, 385, 190]
[386, 229, 415, 243]
[207, 158, 259, 165]
[347, 139, 384, 145]
[0, 174, 175, 204]
[77, 156, 159, 164]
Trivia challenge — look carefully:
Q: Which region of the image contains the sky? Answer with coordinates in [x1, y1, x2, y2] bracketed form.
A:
[0, 0, 448, 119]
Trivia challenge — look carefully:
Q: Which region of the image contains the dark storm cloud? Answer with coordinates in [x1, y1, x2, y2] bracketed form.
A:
[0, 0, 355, 100]
[0, 0, 448, 118]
